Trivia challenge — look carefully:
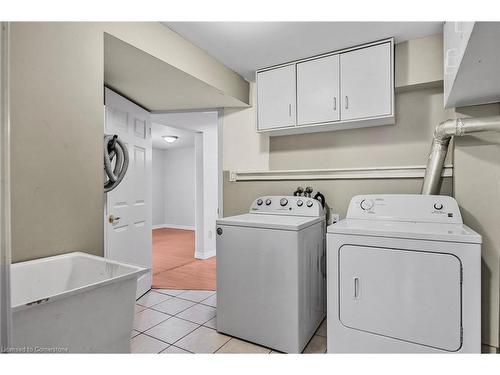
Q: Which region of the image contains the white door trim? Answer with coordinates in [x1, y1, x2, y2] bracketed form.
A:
[217, 109, 224, 222]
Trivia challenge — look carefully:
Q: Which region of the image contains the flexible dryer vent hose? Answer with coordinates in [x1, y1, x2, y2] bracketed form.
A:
[104, 134, 129, 193]
[421, 115, 500, 195]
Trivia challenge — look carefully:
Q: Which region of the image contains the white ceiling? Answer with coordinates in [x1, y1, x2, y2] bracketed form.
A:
[164, 22, 443, 81]
[152, 123, 195, 150]
[152, 111, 219, 133]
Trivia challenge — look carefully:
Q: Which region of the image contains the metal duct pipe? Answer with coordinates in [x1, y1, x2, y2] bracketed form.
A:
[421, 115, 500, 195]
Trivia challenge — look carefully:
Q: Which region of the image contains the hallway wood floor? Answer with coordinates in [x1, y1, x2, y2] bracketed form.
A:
[152, 228, 216, 290]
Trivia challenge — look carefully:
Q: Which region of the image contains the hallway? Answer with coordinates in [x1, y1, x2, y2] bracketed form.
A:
[152, 228, 216, 290]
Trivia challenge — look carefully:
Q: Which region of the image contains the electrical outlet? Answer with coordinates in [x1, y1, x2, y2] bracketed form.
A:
[328, 209, 340, 225]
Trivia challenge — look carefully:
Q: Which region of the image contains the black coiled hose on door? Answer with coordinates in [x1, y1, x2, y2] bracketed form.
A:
[104, 134, 129, 193]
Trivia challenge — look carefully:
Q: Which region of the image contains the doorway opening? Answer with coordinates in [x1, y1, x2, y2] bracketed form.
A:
[150, 111, 221, 291]
[104, 89, 222, 296]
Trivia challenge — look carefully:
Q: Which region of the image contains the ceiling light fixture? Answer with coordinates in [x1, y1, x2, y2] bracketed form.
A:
[162, 135, 178, 143]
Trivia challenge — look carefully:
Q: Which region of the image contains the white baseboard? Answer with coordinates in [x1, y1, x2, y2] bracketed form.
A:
[195, 249, 216, 260]
[153, 223, 195, 231]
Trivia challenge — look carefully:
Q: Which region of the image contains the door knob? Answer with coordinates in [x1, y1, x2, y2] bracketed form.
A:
[108, 214, 121, 224]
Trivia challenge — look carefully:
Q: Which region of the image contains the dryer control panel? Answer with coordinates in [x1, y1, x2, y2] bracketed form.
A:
[346, 194, 463, 224]
[249, 196, 324, 217]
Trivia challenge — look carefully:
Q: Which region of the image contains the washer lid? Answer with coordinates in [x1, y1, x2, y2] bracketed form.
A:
[217, 213, 324, 231]
[328, 219, 481, 244]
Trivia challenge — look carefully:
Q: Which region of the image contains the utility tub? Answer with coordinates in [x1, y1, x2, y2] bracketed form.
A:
[11, 252, 147, 353]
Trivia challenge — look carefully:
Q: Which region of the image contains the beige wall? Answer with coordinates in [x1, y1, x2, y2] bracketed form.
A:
[453, 104, 500, 348]
[395, 33, 443, 89]
[269, 87, 454, 170]
[222, 83, 269, 172]
[223, 172, 453, 219]
[9, 22, 249, 263]
[10, 23, 104, 262]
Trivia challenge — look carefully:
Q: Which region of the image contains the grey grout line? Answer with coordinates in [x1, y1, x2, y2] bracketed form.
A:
[147, 300, 197, 316]
[172, 314, 214, 326]
[174, 294, 216, 305]
[214, 335, 274, 354]
[147, 299, 204, 323]
[173, 308, 216, 326]
[167, 324, 206, 350]
[135, 306, 211, 348]
[172, 345, 195, 354]
[157, 310, 217, 345]
[134, 311, 173, 334]
[146, 299, 216, 326]
[141, 323, 201, 348]
[213, 337, 233, 354]
[163, 345, 195, 354]
[136, 296, 175, 309]
[171, 324, 231, 354]
[148, 289, 215, 304]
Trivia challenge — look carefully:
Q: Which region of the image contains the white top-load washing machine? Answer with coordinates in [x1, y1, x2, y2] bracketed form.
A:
[327, 194, 481, 353]
[216, 196, 326, 353]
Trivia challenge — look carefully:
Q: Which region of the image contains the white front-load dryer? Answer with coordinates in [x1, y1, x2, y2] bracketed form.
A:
[327, 194, 481, 353]
[216, 196, 325, 353]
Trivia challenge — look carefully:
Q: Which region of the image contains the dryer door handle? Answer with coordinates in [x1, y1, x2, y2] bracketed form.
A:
[353, 277, 361, 299]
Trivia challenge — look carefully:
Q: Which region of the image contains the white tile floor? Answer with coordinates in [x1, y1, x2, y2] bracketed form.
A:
[131, 288, 327, 354]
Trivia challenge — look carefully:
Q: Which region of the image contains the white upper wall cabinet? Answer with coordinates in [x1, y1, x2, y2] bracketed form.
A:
[297, 54, 340, 125]
[256, 64, 296, 130]
[340, 42, 392, 121]
[256, 38, 395, 136]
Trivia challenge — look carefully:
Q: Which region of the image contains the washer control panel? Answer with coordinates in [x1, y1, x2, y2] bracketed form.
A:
[250, 196, 324, 217]
[347, 194, 463, 224]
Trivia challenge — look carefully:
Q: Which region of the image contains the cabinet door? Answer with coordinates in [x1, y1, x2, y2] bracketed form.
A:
[257, 65, 296, 130]
[297, 54, 340, 125]
[340, 42, 392, 121]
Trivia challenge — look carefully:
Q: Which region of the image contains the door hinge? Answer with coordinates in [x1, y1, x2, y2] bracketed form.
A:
[460, 325, 464, 342]
[460, 265, 463, 286]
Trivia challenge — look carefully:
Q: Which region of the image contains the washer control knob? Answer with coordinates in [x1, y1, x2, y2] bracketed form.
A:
[265, 199, 272, 206]
[297, 200, 303, 207]
[434, 203, 443, 210]
[360, 199, 374, 211]
[306, 200, 313, 208]
[256, 199, 263, 206]
[280, 198, 288, 207]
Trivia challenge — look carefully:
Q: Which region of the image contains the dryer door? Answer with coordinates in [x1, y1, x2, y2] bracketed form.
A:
[339, 245, 462, 351]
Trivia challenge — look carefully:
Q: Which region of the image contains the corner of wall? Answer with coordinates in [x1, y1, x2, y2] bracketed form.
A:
[222, 82, 269, 172]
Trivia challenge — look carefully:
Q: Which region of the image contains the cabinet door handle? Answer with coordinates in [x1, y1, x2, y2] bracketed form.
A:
[345, 96, 349, 109]
[333, 96, 337, 111]
[288, 103, 292, 117]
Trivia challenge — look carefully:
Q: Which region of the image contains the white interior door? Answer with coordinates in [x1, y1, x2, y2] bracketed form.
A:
[297, 54, 340, 125]
[105, 88, 152, 298]
[339, 245, 462, 351]
[340, 42, 392, 120]
[257, 64, 296, 130]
